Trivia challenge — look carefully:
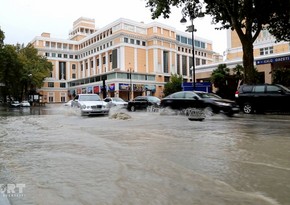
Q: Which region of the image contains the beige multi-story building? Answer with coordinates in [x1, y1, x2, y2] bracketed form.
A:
[31, 17, 220, 103]
[196, 29, 290, 83]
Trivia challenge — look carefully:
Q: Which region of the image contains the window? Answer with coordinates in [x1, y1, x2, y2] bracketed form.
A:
[202, 59, 206, 65]
[195, 40, 200, 47]
[45, 53, 50, 57]
[176, 54, 180, 75]
[163, 51, 169, 73]
[164, 76, 170, 82]
[72, 73, 76, 79]
[196, 58, 200, 66]
[61, 97, 66, 102]
[124, 37, 128, 43]
[181, 36, 187, 44]
[136, 40, 140, 45]
[48, 82, 54, 87]
[103, 56, 106, 64]
[60, 83, 66, 88]
[172, 92, 184, 98]
[58, 54, 62, 58]
[142, 41, 146, 46]
[260, 47, 274, 55]
[72, 64, 76, 69]
[69, 55, 74, 59]
[253, 85, 265, 93]
[185, 92, 198, 99]
[241, 85, 253, 93]
[52, 53, 56, 57]
[182, 55, 187, 76]
[130, 39, 134, 44]
[267, 85, 281, 93]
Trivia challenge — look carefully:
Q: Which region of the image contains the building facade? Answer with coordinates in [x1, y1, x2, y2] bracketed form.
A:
[196, 29, 290, 84]
[31, 17, 220, 103]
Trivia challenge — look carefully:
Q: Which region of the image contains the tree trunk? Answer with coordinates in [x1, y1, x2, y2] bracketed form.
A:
[241, 38, 255, 84]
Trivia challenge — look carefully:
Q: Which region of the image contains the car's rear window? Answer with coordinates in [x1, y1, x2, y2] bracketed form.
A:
[241, 85, 253, 93]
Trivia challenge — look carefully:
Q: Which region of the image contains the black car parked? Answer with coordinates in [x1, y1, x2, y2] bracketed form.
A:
[127, 96, 161, 111]
[235, 84, 290, 114]
[160, 91, 239, 116]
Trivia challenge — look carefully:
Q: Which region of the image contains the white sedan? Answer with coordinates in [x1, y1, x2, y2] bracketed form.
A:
[103, 97, 128, 108]
[20, 101, 30, 107]
[72, 94, 109, 116]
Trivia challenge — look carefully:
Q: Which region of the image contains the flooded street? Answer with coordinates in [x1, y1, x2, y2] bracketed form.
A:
[1, 104, 290, 205]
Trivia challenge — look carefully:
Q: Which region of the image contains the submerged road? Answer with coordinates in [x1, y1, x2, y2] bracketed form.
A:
[0, 104, 290, 205]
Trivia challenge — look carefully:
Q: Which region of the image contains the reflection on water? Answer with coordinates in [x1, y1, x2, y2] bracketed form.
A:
[0, 104, 289, 205]
[0, 104, 69, 116]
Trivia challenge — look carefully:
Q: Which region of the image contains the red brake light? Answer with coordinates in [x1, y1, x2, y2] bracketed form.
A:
[235, 91, 239, 98]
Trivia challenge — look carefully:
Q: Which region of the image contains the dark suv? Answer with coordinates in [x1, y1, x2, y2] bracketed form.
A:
[235, 84, 290, 114]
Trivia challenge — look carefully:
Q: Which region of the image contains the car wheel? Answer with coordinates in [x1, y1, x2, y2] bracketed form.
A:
[243, 103, 253, 114]
[130, 105, 136, 112]
[204, 106, 214, 117]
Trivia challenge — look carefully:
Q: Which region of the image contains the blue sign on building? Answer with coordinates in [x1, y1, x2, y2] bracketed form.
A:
[182, 82, 212, 92]
[256, 55, 290, 65]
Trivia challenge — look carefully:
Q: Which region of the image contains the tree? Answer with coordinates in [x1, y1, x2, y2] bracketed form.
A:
[146, 0, 290, 84]
[163, 73, 183, 97]
[210, 64, 232, 98]
[0, 28, 4, 48]
[0, 38, 52, 101]
[210, 64, 229, 88]
[0, 45, 21, 101]
[272, 68, 290, 87]
[18, 44, 53, 99]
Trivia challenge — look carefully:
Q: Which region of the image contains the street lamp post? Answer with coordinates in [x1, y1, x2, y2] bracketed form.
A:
[180, 17, 197, 91]
[128, 68, 133, 101]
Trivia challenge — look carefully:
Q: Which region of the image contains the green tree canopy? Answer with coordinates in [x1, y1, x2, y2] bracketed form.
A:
[210, 64, 229, 89]
[0, 33, 52, 101]
[0, 28, 4, 48]
[272, 68, 290, 87]
[146, 0, 290, 84]
[163, 73, 183, 97]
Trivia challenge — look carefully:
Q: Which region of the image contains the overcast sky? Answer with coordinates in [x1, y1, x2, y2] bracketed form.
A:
[0, 0, 227, 54]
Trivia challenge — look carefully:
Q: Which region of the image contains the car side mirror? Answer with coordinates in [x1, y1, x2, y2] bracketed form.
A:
[193, 96, 199, 100]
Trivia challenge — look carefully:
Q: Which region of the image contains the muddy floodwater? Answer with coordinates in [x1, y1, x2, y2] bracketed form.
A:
[0, 104, 290, 205]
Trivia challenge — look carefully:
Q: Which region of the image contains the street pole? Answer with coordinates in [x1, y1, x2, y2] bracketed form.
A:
[191, 19, 196, 91]
[127, 68, 133, 101]
[130, 69, 132, 100]
[181, 16, 199, 91]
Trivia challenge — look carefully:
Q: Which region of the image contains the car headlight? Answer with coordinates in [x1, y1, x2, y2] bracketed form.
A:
[81, 105, 87, 109]
[215, 102, 231, 106]
[104, 104, 109, 108]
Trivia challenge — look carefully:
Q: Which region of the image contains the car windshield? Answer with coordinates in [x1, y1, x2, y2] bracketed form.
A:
[196, 92, 221, 99]
[277, 84, 290, 92]
[79, 95, 101, 101]
[112, 97, 125, 102]
[147, 96, 160, 102]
